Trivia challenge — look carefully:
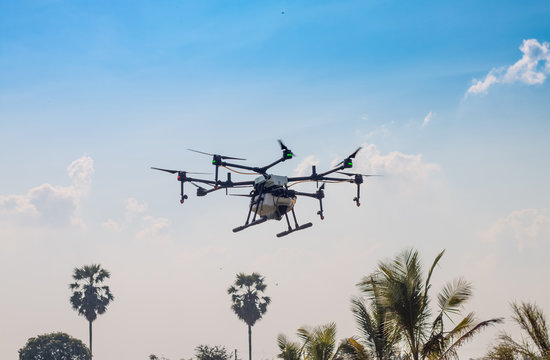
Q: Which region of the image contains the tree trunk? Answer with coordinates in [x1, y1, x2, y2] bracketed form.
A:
[248, 324, 252, 360]
[89, 320, 93, 358]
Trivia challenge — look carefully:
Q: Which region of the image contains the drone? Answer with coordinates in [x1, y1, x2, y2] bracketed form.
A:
[151, 140, 377, 237]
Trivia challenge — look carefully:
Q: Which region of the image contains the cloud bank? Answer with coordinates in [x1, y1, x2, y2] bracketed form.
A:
[483, 208, 550, 252]
[467, 39, 550, 95]
[102, 197, 170, 241]
[356, 143, 440, 182]
[0, 156, 94, 226]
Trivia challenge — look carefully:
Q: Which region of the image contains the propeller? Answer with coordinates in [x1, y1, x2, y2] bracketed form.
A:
[336, 147, 362, 167]
[151, 167, 210, 175]
[337, 172, 380, 177]
[278, 139, 296, 158]
[278, 139, 289, 151]
[187, 149, 246, 161]
[347, 147, 362, 159]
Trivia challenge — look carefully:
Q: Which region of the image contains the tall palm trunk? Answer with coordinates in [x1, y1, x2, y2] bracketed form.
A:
[89, 320, 93, 358]
[248, 324, 252, 360]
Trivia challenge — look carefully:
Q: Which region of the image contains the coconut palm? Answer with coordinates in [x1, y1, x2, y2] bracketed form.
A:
[69, 264, 114, 358]
[347, 274, 400, 360]
[359, 249, 502, 360]
[335, 337, 372, 360]
[228, 272, 271, 360]
[297, 322, 341, 360]
[486, 302, 550, 360]
[277, 334, 303, 360]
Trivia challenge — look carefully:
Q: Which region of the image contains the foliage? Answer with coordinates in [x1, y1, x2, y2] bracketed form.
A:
[358, 249, 502, 360]
[69, 264, 114, 323]
[348, 274, 400, 360]
[297, 322, 340, 360]
[227, 272, 271, 327]
[277, 334, 303, 360]
[195, 345, 233, 360]
[18, 332, 91, 360]
[69, 264, 114, 357]
[228, 272, 271, 360]
[486, 302, 550, 360]
[335, 337, 371, 360]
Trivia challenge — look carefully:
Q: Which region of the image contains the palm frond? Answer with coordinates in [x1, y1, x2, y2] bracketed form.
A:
[437, 278, 472, 318]
[335, 338, 372, 360]
[511, 302, 550, 356]
[439, 317, 503, 360]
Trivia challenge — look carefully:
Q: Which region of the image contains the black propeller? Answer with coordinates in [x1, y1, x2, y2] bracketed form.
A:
[336, 147, 362, 168]
[278, 139, 295, 158]
[347, 147, 362, 159]
[187, 149, 246, 161]
[151, 167, 210, 175]
[278, 139, 289, 151]
[337, 172, 380, 177]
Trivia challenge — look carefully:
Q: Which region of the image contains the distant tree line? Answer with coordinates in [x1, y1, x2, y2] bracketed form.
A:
[17, 250, 550, 360]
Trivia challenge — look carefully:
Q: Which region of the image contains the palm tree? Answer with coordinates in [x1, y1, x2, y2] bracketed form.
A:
[359, 249, 502, 360]
[69, 264, 114, 358]
[228, 272, 271, 360]
[486, 302, 550, 360]
[346, 274, 400, 360]
[297, 322, 340, 360]
[277, 334, 303, 360]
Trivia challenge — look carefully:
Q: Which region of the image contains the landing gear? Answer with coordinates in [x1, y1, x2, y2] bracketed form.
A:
[276, 209, 313, 238]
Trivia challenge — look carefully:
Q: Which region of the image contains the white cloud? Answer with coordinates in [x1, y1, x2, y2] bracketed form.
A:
[126, 197, 148, 214]
[67, 156, 94, 194]
[102, 218, 121, 232]
[482, 208, 550, 252]
[422, 111, 433, 128]
[467, 39, 550, 95]
[293, 155, 320, 176]
[102, 197, 170, 242]
[0, 156, 94, 226]
[137, 215, 171, 240]
[355, 143, 440, 182]
[125, 197, 148, 222]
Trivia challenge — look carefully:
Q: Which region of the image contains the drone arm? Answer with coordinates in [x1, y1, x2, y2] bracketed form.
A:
[318, 165, 347, 177]
[294, 188, 326, 220]
[257, 157, 286, 174]
[354, 183, 361, 206]
[179, 181, 188, 203]
[352, 174, 363, 206]
[216, 161, 258, 172]
[184, 177, 217, 186]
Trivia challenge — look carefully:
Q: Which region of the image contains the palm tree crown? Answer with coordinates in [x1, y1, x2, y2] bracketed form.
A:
[277, 334, 303, 360]
[487, 302, 549, 360]
[349, 274, 400, 360]
[297, 323, 339, 360]
[359, 249, 501, 360]
[69, 264, 114, 357]
[228, 272, 271, 327]
[228, 272, 271, 360]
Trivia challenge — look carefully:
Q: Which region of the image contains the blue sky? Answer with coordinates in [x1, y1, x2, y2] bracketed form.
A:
[1, 1, 550, 359]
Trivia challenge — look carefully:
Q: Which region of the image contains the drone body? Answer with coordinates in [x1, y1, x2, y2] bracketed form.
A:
[152, 141, 376, 237]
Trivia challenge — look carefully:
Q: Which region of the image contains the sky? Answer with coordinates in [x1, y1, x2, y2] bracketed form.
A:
[1, 0, 550, 359]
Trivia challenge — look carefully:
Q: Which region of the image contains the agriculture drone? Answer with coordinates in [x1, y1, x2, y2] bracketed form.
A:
[151, 141, 376, 237]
